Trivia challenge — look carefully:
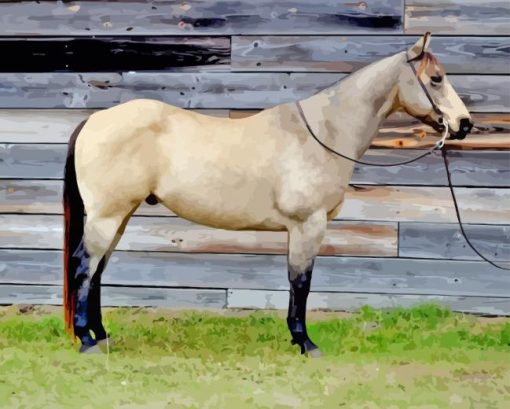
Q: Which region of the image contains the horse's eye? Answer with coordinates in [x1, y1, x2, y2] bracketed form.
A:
[431, 75, 442, 84]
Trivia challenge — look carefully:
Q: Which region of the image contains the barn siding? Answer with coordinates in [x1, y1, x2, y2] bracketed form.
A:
[0, 1, 508, 314]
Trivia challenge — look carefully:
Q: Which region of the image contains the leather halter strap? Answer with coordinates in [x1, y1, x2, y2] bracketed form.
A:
[406, 52, 443, 117]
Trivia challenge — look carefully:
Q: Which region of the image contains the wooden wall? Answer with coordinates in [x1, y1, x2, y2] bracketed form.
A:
[0, 1, 509, 315]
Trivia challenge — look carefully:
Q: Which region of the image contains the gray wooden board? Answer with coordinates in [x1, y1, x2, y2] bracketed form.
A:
[0, 284, 226, 308]
[0, 73, 506, 112]
[1, 144, 508, 187]
[232, 36, 510, 74]
[1, 180, 509, 225]
[0, 1, 403, 35]
[227, 290, 510, 316]
[445, 151, 510, 187]
[1, 249, 509, 297]
[399, 223, 510, 262]
[405, 0, 510, 35]
[341, 186, 510, 225]
[0, 215, 397, 258]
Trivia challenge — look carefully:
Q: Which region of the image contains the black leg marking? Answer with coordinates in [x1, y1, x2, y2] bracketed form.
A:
[72, 240, 96, 350]
[88, 257, 107, 341]
[287, 261, 319, 355]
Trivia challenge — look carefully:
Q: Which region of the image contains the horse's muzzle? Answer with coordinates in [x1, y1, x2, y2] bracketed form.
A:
[449, 118, 474, 140]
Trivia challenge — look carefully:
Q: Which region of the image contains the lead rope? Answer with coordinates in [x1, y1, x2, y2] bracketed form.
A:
[442, 149, 510, 271]
[296, 103, 509, 271]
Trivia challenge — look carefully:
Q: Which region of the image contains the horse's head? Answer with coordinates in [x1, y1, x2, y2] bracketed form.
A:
[396, 33, 473, 140]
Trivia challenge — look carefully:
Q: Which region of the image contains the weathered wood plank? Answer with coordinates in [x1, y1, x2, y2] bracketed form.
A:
[0, 285, 227, 308]
[0, 1, 403, 36]
[0, 73, 506, 111]
[352, 150, 447, 186]
[227, 290, 510, 315]
[445, 151, 510, 187]
[0, 37, 230, 72]
[0, 215, 397, 257]
[399, 223, 510, 262]
[405, 0, 510, 35]
[2, 180, 509, 225]
[1, 250, 509, 297]
[341, 186, 510, 225]
[2, 144, 508, 187]
[232, 36, 510, 74]
[1, 110, 507, 149]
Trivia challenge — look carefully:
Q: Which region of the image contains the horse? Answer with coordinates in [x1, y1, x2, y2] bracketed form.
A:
[63, 33, 473, 355]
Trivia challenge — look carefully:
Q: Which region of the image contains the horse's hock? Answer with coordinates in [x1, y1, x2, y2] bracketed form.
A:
[0, 1, 509, 315]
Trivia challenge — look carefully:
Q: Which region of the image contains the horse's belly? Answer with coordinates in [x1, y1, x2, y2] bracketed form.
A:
[156, 181, 286, 231]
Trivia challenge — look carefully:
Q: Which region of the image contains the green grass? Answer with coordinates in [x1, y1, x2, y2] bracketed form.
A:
[0, 304, 509, 408]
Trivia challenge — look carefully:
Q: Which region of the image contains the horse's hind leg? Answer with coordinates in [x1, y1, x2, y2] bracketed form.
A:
[74, 212, 133, 353]
[286, 210, 327, 357]
[88, 211, 135, 347]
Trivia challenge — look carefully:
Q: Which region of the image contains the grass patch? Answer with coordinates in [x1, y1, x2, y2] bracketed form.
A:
[0, 304, 509, 408]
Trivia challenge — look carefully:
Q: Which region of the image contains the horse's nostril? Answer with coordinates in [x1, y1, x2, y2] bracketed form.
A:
[459, 118, 473, 134]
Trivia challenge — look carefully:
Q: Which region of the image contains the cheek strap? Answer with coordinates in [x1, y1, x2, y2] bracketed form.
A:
[406, 52, 443, 116]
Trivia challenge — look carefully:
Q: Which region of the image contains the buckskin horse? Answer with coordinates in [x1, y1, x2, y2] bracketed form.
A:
[63, 33, 473, 355]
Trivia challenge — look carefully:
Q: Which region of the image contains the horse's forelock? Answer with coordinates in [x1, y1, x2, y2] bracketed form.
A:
[416, 52, 440, 78]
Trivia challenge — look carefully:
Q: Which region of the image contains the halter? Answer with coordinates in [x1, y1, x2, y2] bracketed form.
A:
[295, 51, 509, 271]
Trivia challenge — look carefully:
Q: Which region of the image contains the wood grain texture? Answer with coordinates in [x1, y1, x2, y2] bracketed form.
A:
[2, 144, 508, 187]
[405, 0, 510, 35]
[0, 1, 402, 36]
[0, 285, 227, 308]
[0, 37, 230, 72]
[399, 223, 510, 262]
[227, 290, 510, 315]
[444, 151, 510, 187]
[1, 110, 507, 148]
[0, 73, 506, 111]
[232, 36, 510, 74]
[341, 186, 510, 224]
[1, 250, 508, 297]
[0, 215, 397, 257]
[2, 180, 509, 225]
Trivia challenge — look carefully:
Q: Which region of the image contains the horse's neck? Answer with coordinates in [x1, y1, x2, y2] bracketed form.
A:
[299, 52, 403, 159]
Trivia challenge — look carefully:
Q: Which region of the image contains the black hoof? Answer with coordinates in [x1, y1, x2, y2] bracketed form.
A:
[291, 338, 321, 356]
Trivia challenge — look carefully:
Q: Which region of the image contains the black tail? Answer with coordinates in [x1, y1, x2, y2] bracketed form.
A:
[63, 120, 87, 337]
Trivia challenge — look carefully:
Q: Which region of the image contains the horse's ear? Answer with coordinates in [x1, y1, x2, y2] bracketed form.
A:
[407, 32, 432, 61]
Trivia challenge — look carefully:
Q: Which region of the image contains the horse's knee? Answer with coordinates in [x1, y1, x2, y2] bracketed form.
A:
[287, 210, 327, 276]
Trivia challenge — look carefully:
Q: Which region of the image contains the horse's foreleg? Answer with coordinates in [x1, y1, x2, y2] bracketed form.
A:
[287, 210, 327, 357]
